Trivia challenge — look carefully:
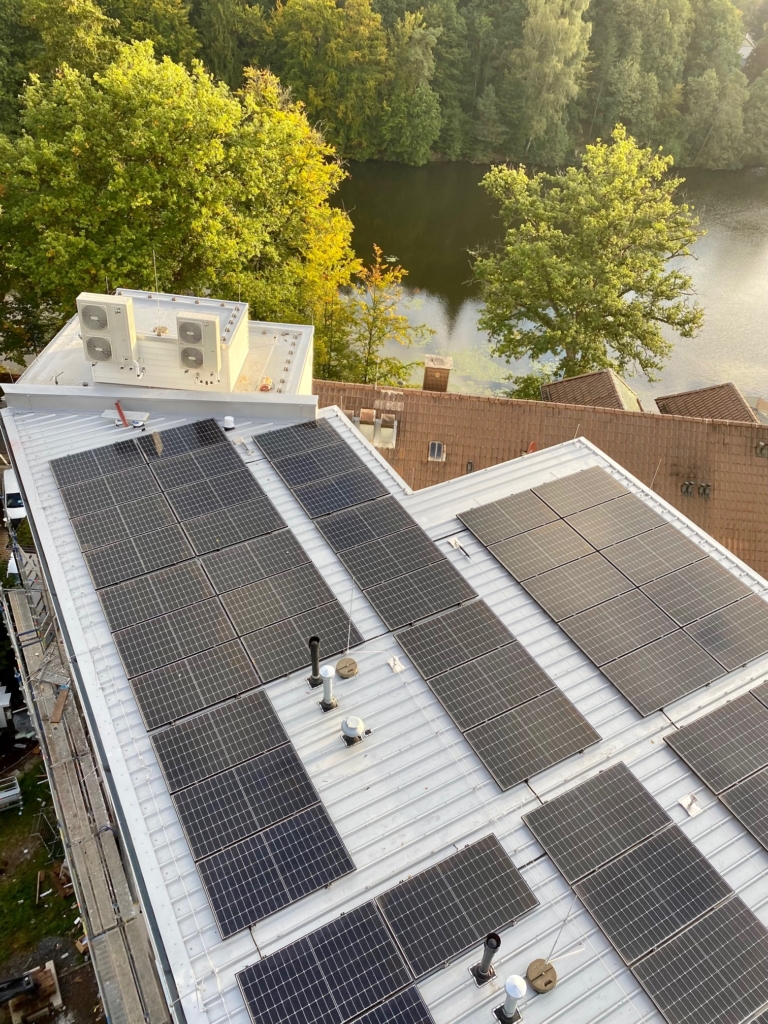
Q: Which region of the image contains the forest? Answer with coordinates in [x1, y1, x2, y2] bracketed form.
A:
[1, 0, 767, 169]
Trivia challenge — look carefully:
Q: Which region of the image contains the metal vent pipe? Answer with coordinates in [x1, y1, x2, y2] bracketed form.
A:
[308, 636, 321, 686]
[320, 665, 337, 711]
[477, 933, 501, 981]
[500, 975, 526, 1022]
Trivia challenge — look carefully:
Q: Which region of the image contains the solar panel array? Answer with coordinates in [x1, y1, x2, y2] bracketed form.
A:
[524, 762, 768, 1024]
[459, 467, 766, 716]
[236, 834, 536, 1024]
[665, 684, 768, 854]
[51, 420, 359, 936]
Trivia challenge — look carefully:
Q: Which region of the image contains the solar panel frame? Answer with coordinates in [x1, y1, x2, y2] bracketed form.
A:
[256, 419, 341, 460]
[365, 559, 476, 629]
[602, 525, 707, 586]
[272, 442, 363, 487]
[293, 470, 389, 519]
[641, 557, 754, 625]
[314, 496, 416, 552]
[266, 804, 354, 903]
[532, 467, 629, 517]
[719, 767, 768, 851]
[464, 688, 600, 790]
[397, 601, 512, 679]
[59, 465, 161, 519]
[523, 761, 673, 884]
[222, 563, 335, 634]
[83, 525, 196, 589]
[573, 825, 733, 965]
[72, 492, 176, 550]
[427, 642, 555, 731]
[684, 594, 768, 671]
[490, 520, 595, 581]
[663, 692, 768, 793]
[182, 497, 286, 554]
[355, 988, 435, 1024]
[520, 552, 634, 621]
[601, 631, 724, 716]
[337, 528, 445, 590]
[458, 490, 558, 546]
[148, 441, 245, 490]
[632, 896, 768, 1024]
[201, 530, 309, 593]
[242, 601, 362, 682]
[51, 438, 144, 487]
[565, 493, 667, 549]
[560, 590, 678, 666]
[97, 559, 214, 631]
[137, 419, 225, 461]
[164, 470, 264, 521]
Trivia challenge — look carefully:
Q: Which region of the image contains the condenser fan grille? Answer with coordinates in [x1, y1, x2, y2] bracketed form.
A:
[86, 336, 113, 362]
[81, 305, 109, 331]
[178, 321, 203, 344]
[181, 346, 204, 369]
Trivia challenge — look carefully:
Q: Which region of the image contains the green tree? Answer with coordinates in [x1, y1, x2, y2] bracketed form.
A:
[473, 83, 507, 159]
[342, 245, 433, 385]
[685, 0, 743, 79]
[380, 11, 441, 164]
[744, 68, 768, 162]
[517, 0, 591, 155]
[0, 44, 357, 363]
[20, 0, 119, 77]
[272, 0, 387, 158]
[105, 0, 200, 64]
[474, 125, 703, 396]
[682, 66, 748, 166]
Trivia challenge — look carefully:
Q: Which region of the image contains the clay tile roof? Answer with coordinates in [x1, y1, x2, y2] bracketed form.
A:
[540, 369, 643, 411]
[655, 382, 758, 422]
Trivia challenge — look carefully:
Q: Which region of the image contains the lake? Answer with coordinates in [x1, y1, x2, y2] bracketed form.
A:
[335, 162, 768, 407]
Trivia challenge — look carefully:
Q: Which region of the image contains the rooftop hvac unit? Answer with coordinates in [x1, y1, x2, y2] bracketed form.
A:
[177, 313, 221, 374]
[77, 293, 137, 367]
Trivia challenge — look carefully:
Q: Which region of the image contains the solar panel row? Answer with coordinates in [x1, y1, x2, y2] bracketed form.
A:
[524, 762, 768, 1024]
[235, 835, 535, 1024]
[459, 468, 767, 716]
[258, 422, 478, 627]
[52, 421, 359, 938]
[664, 686, 768, 853]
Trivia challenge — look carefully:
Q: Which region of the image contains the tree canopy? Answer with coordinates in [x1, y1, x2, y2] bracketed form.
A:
[474, 126, 704, 395]
[0, 42, 357, 363]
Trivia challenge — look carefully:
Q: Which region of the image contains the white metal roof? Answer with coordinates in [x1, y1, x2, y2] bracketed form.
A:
[4, 397, 768, 1024]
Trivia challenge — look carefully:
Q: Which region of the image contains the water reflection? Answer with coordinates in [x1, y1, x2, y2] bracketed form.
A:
[335, 163, 768, 405]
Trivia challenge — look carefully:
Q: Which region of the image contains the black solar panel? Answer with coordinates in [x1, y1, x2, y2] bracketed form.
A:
[294, 469, 389, 518]
[173, 747, 318, 858]
[365, 560, 476, 629]
[719, 767, 768, 851]
[221, 563, 335, 634]
[98, 560, 214, 631]
[532, 467, 629, 517]
[427, 643, 554, 731]
[338, 528, 445, 589]
[573, 825, 733, 965]
[201, 531, 308, 593]
[51, 439, 143, 487]
[151, 689, 286, 791]
[83, 524, 194, 588]
[397, 601, 512, 679]
[642, 558, 754, 626]
[376, 835, 537, 977]
[268, 804, 354, 902]
[182, 496, 286, 554]
[464, 688, 599, 789]
[138, 419, 225, 461]
[256, 419, 340, 460]
[72, 492, 176, 550]
[490, 520, 594, 581]
[130, 640, 260, 730]
[314, 496, 416, 552]
[523, 762, 672, 883]
[113, 597, 235, 677]
[242, 602, 362, 682]
[148, 442, 244, 490]
[560, 590, 677, 665]
[664, 693, 768, 793]
[685, 595, 768, 670]
[633, 896, 768, 1024]
[565, 493, 667, 549]
[458, 490, 558, 546]
[273, 442, 362, 487]
[59, 464, 160, 519]
[164, 469, 264, 521]
[520, 552, 634, 621]
[602, 525, 706, 586]
[356, 989, 434, 1024]
[751, 678, 768, 710]
[601, 631, 723, 716]
[237, 901, 412, 1024]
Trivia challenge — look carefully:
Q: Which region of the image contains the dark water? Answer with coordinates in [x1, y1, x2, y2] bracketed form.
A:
[336, 162, 768, 405]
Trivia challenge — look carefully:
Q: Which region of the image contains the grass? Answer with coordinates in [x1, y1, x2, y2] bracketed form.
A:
[0, 759, 80, 966]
